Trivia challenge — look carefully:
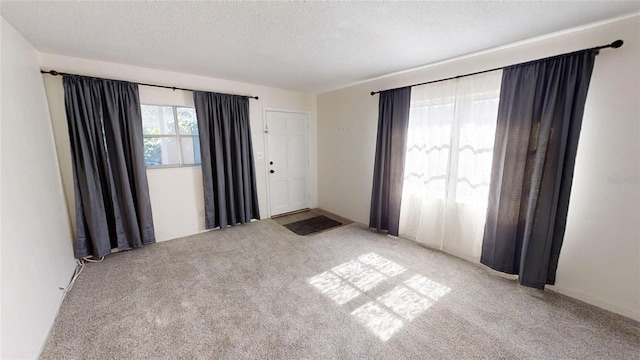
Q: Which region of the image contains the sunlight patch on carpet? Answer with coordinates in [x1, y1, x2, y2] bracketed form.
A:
[307, 271, 361, 305]
[404, 274, 451, 301]
[331, 260, 387, 292]
[351, 302, 404, 342]
[357, 252, 406, 277]
[377, 285, 433, 321]
[307, 252, 452, 342]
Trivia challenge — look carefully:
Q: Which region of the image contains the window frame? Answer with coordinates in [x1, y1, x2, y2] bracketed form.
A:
[141, 103, 201, 169]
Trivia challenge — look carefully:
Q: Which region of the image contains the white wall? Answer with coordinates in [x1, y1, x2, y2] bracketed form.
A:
[0, 18, 76, 359]
[318, 15, 640, 320]
[42, 55, 317, 242]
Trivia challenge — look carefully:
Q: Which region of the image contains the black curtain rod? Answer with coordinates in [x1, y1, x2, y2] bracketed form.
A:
[40, 69, 259, 100]
[370, 39, 624, 96]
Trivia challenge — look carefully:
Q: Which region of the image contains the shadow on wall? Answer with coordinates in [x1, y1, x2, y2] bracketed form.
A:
[307, 252, 451, 341]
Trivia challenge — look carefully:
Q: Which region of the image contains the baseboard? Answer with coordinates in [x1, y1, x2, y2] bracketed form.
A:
[397, 232, 639, 322]
[37, 261, 79, 358]
[547, 285, 640, 322]
[353, 217, 368, 225]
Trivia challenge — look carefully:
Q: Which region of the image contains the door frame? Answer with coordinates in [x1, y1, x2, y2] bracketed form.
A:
[263, 107, 312, 218]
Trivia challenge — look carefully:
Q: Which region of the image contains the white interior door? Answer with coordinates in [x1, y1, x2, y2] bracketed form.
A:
[266, 110, 310, 216]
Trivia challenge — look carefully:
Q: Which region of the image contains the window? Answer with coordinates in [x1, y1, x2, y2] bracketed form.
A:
[402, 76, 501, 204]
[398, 71, 502, 261]
[141, 105, 200, 167]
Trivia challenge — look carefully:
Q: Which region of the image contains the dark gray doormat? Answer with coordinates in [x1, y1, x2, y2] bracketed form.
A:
[284, 215, 342, 236]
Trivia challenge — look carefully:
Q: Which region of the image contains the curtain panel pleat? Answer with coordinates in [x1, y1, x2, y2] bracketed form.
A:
[369, 87, 412, 236]
[63, 75, 155, 258]
[193, 91, 260, 229]
[481, 50, 597, 289]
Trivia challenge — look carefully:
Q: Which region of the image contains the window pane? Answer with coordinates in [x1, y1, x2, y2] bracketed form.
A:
[404, 103, 454, 200]
[141, 105, 176, 135]
[177, 107, 198, 135]
[144, 136, 179, 166]
[180, 136, 201, 165]
[455, 97, 500, 203]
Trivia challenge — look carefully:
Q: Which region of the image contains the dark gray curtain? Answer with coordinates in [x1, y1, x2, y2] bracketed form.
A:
[481, 50, 597, 289]
[369, 87, 412, 236]
[63, 75, 155, 258]
[193, 91, 260, 229]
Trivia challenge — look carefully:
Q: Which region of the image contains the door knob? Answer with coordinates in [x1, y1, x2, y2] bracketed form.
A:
[270, 170, 275, 174]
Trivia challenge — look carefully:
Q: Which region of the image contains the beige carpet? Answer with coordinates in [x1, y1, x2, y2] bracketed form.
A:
[41, 219, 639, 359]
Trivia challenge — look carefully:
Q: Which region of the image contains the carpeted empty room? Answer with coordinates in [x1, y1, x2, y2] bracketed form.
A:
[41, 220, 638, 359]
[3, 2, 640, 359]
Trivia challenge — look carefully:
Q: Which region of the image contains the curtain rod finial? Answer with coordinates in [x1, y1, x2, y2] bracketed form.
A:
[370, 91, 376, 96]
[611, 40, 624, 49]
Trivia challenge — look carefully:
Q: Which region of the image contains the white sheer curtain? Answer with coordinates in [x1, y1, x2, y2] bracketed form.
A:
[399, 71, 502, 262]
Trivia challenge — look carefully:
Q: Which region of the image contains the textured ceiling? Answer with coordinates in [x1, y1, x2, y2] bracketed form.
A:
[1, 1, 638, 93]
